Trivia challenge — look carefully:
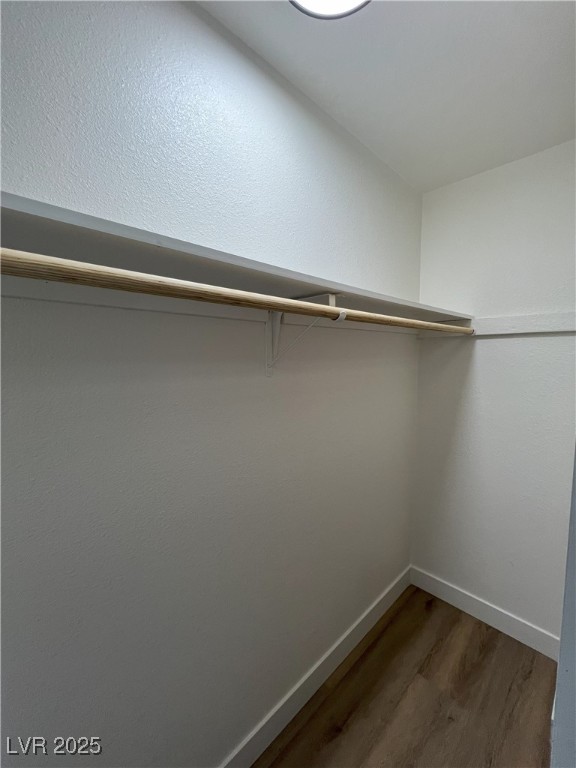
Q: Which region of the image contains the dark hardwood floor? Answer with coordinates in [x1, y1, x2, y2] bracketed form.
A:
[253, 587, 556, 768]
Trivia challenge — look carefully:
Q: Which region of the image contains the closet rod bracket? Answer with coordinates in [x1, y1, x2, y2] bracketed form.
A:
[265, 310, 325, 376]
[265, 311, 284, 377]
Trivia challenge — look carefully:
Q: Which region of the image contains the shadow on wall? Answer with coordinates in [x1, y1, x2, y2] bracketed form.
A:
[413, 336, 475, 525]
[412, 332, 575, 639]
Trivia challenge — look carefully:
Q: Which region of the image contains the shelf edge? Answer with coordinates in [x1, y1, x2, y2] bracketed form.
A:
[1, 192, 472, 321]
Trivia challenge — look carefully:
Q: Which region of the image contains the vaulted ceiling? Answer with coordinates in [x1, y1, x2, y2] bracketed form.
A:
[202, 1, 575, 191]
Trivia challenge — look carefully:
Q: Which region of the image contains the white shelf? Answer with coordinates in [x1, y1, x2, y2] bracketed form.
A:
[1, 193, 472, 325]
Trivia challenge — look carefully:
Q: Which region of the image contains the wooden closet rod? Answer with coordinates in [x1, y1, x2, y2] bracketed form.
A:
[1, 248, 474, 335]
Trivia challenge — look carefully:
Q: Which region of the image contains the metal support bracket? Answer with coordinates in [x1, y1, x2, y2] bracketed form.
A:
[297, 292, 340, 307]
[265, 310, 323, 376]
[265, 295, 344, 376]
[265, 311, 283, 377]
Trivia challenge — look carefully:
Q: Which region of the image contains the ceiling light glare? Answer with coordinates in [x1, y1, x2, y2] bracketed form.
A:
[290, 0, 371, 20]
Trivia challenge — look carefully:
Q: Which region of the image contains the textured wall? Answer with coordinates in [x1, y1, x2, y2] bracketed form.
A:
[413, 335, 574, 636]
[1, 1, 421, 299]
[414, 143, 576, 641]
[2, 3, 573, 766]
[419, 141, 575, 316]
[1, 4, 423, 765]
[2, 287, 417, 767]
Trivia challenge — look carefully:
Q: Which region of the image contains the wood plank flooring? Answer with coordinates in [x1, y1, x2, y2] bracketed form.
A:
[253, 587, 556, 768]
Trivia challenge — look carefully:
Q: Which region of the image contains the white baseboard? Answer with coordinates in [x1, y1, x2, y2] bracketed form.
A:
[221, 565, 559, 767]
[219, 566, 412, 768]
[410, 566, 560, 660]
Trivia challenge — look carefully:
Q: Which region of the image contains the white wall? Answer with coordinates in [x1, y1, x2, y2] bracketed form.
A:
[0, 0, 421, 299]
[414, 142, 576, 648]
[419, 141, 575, 316]
[2, 2, 573, 766]
[2, 286, 417, 768]
[1, 2, 421, 766]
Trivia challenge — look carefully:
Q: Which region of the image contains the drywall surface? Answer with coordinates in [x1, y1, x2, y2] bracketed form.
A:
[419, 140, 575, 316]
[2, 285, 417, 767]
[0, 1, 421, 299]
[413, 335, 574, 640]
[414, 143, 576, 644]
[1, 4, 421, 765]
[203, 0, 576, 192]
